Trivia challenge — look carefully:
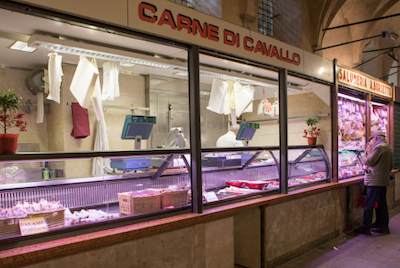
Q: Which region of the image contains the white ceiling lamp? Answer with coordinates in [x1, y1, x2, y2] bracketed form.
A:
[9, 41, 37, 52]
[150, 78, 168, 85]
[173, 71, 188, 76]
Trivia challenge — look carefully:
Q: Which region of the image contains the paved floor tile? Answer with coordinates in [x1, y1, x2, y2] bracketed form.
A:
[277, 207, 400, 268]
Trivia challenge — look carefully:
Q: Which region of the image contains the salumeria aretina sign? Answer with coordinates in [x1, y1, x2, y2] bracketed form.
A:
[128, 0, 304, 72]
[338, 66, 393, 98]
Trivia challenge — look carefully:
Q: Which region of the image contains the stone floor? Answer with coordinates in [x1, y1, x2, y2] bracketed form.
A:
[276, 205, 400, 268]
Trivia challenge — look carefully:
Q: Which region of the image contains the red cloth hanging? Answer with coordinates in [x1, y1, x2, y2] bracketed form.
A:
[71, 102, 90, 139]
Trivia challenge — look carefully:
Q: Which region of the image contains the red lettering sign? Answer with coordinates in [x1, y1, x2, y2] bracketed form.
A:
[158, 10, 177, 29]
[137, 1, 302, 67]
[224, 30, 235, 46]
[177, 14, 192, 34]
[243, 36, 254, 52]
[139, 2, 157, 23]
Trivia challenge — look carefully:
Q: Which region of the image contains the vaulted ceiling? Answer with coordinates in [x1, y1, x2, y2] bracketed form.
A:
[306, 0, 400, 83]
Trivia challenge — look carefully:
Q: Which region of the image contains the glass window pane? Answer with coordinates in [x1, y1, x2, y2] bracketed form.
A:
[199, 54, 279, 148]
[287, 148, 329, 189]
[338, 89, 366, 179]
[201, 149, 279, 204]
[0, 8, 188, 153]
[0, 8, 190, 241]
[199, 53, 280, 204]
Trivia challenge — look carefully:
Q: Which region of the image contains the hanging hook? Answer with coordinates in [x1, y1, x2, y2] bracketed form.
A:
[25, 100, 32, 114]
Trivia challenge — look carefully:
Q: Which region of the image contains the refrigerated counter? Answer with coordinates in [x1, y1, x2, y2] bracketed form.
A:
[0, 145, 331, 243]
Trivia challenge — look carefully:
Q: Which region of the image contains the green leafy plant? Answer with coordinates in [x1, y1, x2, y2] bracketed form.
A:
[0, 89, 27, 134]
[303, 117, 320, 137]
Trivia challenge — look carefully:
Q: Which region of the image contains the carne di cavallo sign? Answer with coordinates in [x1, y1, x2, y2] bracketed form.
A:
[338, 67, 393, 98]
[129, 1, 303, 71]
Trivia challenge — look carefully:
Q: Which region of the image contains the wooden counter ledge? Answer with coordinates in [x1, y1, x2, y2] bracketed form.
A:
[0, 177, 367, 268]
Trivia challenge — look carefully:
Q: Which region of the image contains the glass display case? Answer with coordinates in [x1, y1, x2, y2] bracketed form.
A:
[287, 146, 330, 189]
[338, 92, 366, 179]
[0, 150, 192, 242]
[201, 146, 331, 204]
[201, 148, 279, 203]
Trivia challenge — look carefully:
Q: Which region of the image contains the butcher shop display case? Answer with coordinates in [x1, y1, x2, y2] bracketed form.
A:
[0, 150, 192, 242]
[201, 147, 279, 204]
[287, 146, 330, 189]
[0, 145, 331, 242]
[338, 91, 367, 180]
[201, 145, 331, 205]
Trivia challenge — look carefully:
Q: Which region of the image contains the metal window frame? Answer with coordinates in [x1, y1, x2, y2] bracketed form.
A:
[258, 0, 273, 37]
[169, 0, 192, 8]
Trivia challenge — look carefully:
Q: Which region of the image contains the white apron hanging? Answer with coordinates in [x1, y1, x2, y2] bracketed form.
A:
[92, 121, 112, 176]
[90, 59, 105, 122]
[70, 56, 99, 108]
[234, 82, 254, 117]
[47, 52, 63, 104]
[207, 79, 228, 114]
[102, 61, 120, 101]
[242, 85, 255, 114]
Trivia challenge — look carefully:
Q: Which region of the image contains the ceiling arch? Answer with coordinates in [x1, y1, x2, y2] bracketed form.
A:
[311, 0, 400, 81]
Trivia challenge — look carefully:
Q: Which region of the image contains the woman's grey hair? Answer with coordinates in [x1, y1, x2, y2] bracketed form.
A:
[230, 124, 240, 131]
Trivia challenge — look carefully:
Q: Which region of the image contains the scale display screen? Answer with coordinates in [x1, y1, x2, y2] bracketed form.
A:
[236, 122, 259, 141]
[121, 115, 156, 140]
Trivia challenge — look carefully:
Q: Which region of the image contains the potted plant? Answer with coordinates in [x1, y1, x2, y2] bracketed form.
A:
[303, 117, 320, 145]
[0, 89, 27, 153]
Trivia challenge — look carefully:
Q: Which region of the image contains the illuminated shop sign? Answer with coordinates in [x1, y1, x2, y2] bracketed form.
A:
[338, 67, 392, 98]
[138, 2, 300, 66]
[130, 1, 303, 71]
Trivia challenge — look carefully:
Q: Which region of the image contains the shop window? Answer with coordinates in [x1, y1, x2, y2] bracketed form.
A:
[258, 0, 273, 37]
[394, 102, 400, 169]
[169, 0, 193, 8]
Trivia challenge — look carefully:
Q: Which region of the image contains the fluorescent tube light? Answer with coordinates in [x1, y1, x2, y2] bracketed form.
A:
[120, 62, 135, 67]
[338, 93, 365, 103]
[28, 35, 172, 69]
[371, 102, 386, 106]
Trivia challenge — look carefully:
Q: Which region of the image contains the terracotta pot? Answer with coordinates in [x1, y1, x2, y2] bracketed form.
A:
[307, 137, 317, 145]
[0, 134, 19, 153]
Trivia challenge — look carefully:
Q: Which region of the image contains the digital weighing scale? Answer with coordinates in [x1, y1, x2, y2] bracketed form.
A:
[236, 122, 260, 146]
[120, 115, 156, 149]
[111, 115, 157, 172]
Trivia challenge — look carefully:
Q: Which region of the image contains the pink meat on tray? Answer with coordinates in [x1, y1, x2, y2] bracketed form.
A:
[313, 172, 326, 178]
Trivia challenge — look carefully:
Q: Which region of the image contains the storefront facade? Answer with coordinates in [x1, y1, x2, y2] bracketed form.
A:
[0, 1, 397, 268]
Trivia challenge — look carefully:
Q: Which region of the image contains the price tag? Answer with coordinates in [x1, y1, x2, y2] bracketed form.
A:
[204, 191, 219, 202]
[19, 217, 49, 236]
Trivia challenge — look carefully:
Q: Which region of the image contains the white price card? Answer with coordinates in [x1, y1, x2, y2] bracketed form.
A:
[19, 217, 49, 236]
[204, 191, 219, 202]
